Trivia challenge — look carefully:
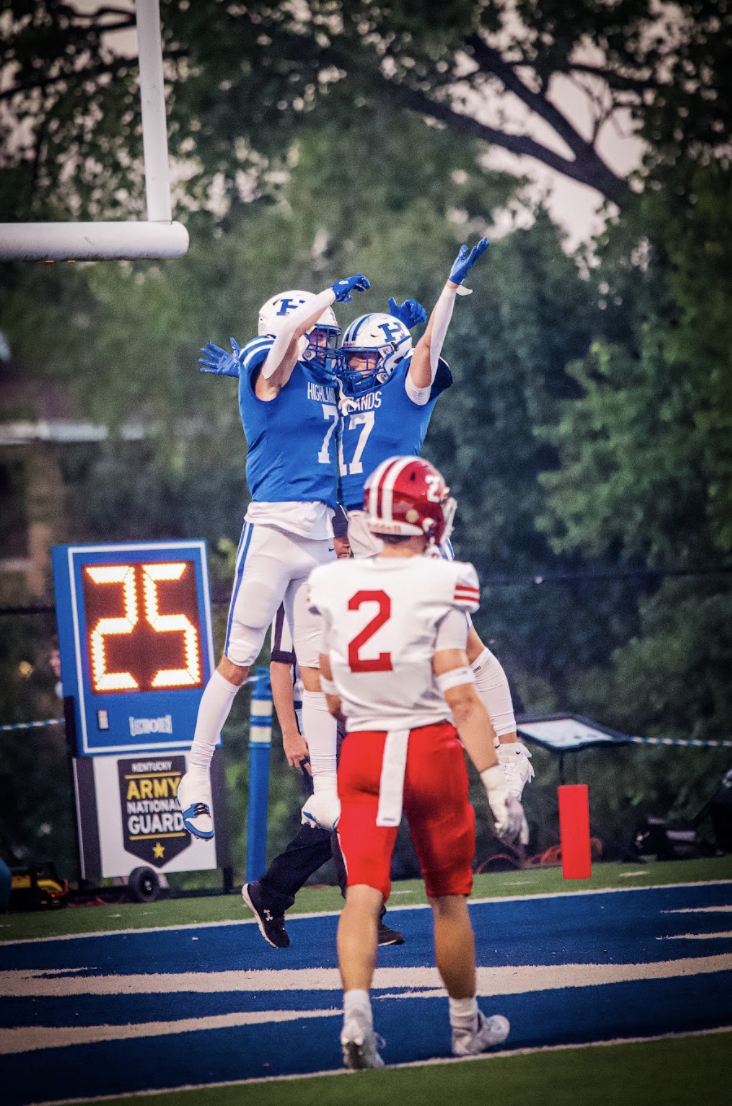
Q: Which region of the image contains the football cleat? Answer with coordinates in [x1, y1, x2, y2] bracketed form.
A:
[452, 1011, 510, 1057]
[377, 920, 405, 946]
[242, 882, 290, 949]
[341, 1023, 385, 1070]
[176, 773, 214, 839]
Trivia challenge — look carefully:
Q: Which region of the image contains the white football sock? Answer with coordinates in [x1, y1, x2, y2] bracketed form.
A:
[187, 670, 239, 774]
[449, 995, 479, 1030]
[301, 689, 338, 782]
[344, 989, 373, 1028]
[470, 647, 516, 737]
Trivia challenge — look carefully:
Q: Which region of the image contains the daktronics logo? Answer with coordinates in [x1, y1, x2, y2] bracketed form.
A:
[129, 714, 173, 737]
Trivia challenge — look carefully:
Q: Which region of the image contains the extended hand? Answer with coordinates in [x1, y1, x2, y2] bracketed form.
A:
[491, 794, 526, 844]
[332, 274, 371, 303]
[388, 296, 427, 328]
[199, 340, 241, 377]
[449, 237, 489, 285]
[482, 764, 526, 844]
[283, 730, 311, 773]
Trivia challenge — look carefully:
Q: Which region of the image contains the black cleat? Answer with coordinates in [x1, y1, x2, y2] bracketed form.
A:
[242, 882, 290, 949]
[377, 920, 405, 946]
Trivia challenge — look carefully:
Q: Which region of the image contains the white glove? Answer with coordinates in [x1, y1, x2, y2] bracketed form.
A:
[497, 741, 535, 800]
[481, 765, 527, 845]
[301, 789, 341, 831]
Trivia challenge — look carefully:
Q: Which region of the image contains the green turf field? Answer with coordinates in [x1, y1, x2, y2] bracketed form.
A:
[2, 854, 731, 942]
[51, 1030, 732, 1106]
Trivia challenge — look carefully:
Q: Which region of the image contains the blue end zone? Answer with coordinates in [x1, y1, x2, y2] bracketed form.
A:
[2, 882, 731, 1106]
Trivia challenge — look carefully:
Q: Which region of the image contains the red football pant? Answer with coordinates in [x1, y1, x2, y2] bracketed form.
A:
[337, 720, 475, 901]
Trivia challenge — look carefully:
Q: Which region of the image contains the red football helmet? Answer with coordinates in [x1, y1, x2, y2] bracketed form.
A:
[364, 456, 456, 546]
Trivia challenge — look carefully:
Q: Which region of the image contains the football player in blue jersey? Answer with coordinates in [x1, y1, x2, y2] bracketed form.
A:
[177, 275, 370, 840]
[335, 239, 534, 821]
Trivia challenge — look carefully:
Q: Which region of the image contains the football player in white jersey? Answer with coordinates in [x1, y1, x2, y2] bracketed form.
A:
[335, 239, 534, 821]
[177, 275, 369, 839]
[308, 456, 524, 1069]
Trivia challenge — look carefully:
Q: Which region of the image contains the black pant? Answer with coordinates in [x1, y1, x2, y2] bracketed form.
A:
[258, 822, 347, 915]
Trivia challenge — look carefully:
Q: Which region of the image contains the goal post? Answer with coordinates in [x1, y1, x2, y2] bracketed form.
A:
[0, 0, 189, 262]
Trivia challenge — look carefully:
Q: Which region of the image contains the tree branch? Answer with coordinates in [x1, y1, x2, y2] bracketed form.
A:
[306, 35, 629, 205]
[466, 36, 594, 159]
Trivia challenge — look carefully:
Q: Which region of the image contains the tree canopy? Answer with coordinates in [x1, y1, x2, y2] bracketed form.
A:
[3, 0, 731, 222]
[2, 3, 731, 874]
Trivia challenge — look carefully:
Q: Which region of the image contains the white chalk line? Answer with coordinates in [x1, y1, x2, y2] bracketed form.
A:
[3, 954, 732, 1054]
[657, 932, 732, 941]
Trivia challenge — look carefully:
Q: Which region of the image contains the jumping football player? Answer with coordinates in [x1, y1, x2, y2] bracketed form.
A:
[309, 456, 523, 1069]
[177, 276, 369, 839]
[334, 240, 534, 820]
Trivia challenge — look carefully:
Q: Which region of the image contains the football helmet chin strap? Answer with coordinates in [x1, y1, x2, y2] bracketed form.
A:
[261, 288, 337, 379]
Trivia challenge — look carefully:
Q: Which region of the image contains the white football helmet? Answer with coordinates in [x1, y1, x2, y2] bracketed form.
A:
[337, 312, 412, 397]
[257, 290, 340, 377]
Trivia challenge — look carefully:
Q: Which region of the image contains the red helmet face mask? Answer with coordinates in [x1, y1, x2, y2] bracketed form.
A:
[364, 456, 457, 547]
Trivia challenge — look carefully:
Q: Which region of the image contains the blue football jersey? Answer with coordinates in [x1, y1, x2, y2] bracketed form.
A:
[338, 354, 452, 510]
[238, 336, 338, 507]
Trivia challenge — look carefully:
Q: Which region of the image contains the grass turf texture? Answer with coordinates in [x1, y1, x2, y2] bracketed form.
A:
[2, 854, 731, 942]
[41, 1030, 732, 1106]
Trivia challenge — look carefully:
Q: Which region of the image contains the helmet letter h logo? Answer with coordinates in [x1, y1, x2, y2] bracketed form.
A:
[377, 321, 404, 342]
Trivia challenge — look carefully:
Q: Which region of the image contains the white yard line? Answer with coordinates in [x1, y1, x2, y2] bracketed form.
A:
[3, 954, 732, 1054]
[657, 931, 732, 941]
[664, 905, 732, 914]
[0, 1007, 342, 1056]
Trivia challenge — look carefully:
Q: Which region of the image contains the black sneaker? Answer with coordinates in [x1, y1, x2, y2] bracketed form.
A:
[377, 920, 405, 946]
[242, 882, 290, 949]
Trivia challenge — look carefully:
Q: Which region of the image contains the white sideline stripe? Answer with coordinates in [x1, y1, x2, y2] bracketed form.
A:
[3, 953, 731, 1002]
[23, 1025, 732, 1106]
[657, 931, 732, 941]
[0, 1007, 341, 1055]
[4, 879, 731, 946]
[664, 905, 732, 914]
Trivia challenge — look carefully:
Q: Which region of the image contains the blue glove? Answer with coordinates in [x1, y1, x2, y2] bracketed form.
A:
[387, 297, 427, 328]
[449, 237, 489, 285]
[198, 338, 241, 377]
[332, 274, 371, 303]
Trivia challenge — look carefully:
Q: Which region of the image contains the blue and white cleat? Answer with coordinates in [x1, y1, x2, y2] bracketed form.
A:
[177, 772, 214, 839]
[452, 1011, 510, 1056]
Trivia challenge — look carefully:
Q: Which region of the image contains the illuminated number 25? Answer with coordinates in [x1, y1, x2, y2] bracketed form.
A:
[347, 590, 393, 673]
[85, 563, 201, 691]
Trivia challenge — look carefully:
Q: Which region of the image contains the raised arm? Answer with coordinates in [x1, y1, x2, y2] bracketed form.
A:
[256, 275, 370, 400]
[408, 238, 489, 395]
